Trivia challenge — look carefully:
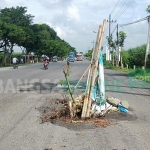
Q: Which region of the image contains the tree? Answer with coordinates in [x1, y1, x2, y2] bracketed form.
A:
[0, 6, 34, 66]
[106, 34, 116, 66]
[146, 5, 150, 13]
[0, 7, 76, 65]
[0, 6, 34, 27]
[118, 31, 126, 47]
[118, 31, 127, 67]
[85, 49, 93, 58]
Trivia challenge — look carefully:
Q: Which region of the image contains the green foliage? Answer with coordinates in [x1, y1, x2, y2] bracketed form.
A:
[118, 44, 149, 69]
[118, 31, 127, 47]
[128, 44, 146, 68]
[0, 6, 76, 65]
[128, 68, 146, 76]
[121, 50, 130, 66]
[128, 69, 150, 83]
[104, 61, 114, 69]
[106, 34, 116, 49]
[84, 49, 93, 58]
[0, 6, 34, 26]
[146, 5, 150, 13]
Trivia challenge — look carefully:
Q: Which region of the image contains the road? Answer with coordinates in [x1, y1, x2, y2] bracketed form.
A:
[0, 60, 150, 150]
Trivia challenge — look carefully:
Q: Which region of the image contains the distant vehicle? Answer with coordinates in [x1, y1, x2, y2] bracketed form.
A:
[68, 52, 75, 62]
[13, 63, 18, 69]
[76, 53, 83, 61]
[52, 56, 58, 62]
[43, 61, 49, 69]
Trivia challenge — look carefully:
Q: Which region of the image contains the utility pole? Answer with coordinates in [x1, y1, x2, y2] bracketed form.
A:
[116, 24, 120, 67]
[107, 14, 116, 65]
[144, 15, 150, 69]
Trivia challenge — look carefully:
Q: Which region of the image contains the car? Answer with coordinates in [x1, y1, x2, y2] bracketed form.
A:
[52, 56, 58, 62]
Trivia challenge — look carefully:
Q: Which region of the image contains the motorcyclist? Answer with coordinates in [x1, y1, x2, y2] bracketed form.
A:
[43, 56, 49, 69]
[46, 56, 49, 64]
[67, 57, 70, 66]
[12, 57, 18, 68]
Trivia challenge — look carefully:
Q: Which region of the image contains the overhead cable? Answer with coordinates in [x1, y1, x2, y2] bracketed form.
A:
[119, 16, 148, 27]
[112, 0, 128, 20]
[110, 0, 121, 15]
[115, 0, 134, 20]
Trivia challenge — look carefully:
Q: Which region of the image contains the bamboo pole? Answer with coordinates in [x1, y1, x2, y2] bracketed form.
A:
[73, 64, 91, 93]
[85, 26, 102, 117]
[81, 25, 102, 118]
[86, 19, 106, 117]
[81, 64, 92, 117]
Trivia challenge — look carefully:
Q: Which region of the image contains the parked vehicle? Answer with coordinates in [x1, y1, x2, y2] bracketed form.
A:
[52, 56, 58, 62]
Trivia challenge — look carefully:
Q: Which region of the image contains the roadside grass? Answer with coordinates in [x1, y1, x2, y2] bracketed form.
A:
[104, 62, 131, 73]
[104, 62, 150, 83]
[128, 68, 150, 83]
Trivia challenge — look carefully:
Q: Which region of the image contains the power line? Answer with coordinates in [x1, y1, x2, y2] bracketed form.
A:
[115, 0, 134, 20]
[119, 16, 148, 27]
[112, 0, 128, 20]
[110, 0, 121, 15]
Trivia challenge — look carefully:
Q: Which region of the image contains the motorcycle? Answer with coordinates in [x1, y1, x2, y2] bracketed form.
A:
[43, 60, 49, 69]
[13, 63, 18, 69]
[67, 61, 70, 66]
[67, 58, 70, 66]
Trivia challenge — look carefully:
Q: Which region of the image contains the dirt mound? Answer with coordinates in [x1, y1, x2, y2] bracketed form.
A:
[38, 97, 112, 128]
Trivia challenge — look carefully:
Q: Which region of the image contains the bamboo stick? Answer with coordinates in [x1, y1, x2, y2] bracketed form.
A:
[81, 66, 92, 117]
[81, 25, 102, 118]
[85, 26, 102, 117]
[86, 19, 106, 117]
[73, 64, 91, 93]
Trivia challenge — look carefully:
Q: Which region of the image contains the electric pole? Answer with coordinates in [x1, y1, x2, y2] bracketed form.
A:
[144, 15, 150, 69]
[107, 14, 116, 65]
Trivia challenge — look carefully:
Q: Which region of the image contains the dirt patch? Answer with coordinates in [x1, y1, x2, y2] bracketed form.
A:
[37, 96, 136, 130]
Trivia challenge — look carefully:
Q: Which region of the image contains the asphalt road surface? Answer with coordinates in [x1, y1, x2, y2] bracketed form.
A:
[0, 60, 150, 150]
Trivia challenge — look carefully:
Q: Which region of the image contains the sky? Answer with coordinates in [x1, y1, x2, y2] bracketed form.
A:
[1, 0, 150, 53]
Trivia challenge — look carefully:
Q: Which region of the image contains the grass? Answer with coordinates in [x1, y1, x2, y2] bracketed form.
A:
[104, 62, 150, 83]
[104, 62, 131, 73]
[128, 68, 150, 83]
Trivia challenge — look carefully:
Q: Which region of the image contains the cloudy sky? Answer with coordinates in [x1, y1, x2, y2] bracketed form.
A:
[1, 0, 150, 53]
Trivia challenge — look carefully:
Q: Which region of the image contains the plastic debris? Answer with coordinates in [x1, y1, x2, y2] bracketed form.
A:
[118, 103, 129, 113]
